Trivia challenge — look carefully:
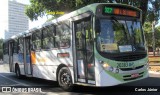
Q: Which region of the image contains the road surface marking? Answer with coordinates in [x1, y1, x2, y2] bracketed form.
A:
[45, 92, 59, 95]
[0, 74, 29, 86]
[0, 84, 23, 86]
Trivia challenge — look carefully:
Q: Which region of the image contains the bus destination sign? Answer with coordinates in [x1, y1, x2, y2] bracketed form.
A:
[102, 6, 139, 17]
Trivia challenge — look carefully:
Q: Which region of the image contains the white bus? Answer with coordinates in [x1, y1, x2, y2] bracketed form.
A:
[3, 3, 149, 91]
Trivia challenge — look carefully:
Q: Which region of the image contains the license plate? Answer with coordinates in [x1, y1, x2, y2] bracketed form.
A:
[131, 73, 139, 78]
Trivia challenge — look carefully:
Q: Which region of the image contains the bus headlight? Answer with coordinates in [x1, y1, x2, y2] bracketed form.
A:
[99, 60, 118, 73]
[102, 63, 113, 72]
[115, 68, 119, 73]
[103, 63, 109, 68]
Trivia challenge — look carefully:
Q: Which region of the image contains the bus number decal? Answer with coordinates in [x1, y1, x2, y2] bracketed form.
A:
[117, 62, 134, 68]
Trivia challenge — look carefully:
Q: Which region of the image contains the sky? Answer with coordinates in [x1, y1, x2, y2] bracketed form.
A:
[0, 0, 48, 39]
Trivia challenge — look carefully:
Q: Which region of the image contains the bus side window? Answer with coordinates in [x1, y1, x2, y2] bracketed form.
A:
[55, 24, 63, 48]
[3, 43, 5, 54]
[55, 21, 70, 48]
[32, 30, 42, 50]
[60, 23, 70, 48]
[48, 25, 55, 48]
[6, 42, 9, 55]
[18, 38, 24, 53]
[3, 42, 9, 55]
[42, 25, 55, 49]
[13, 39, 18, 53]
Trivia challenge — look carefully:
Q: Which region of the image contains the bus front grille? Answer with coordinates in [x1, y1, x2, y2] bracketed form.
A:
[123, 72, 144, 81]
[123, 75, 143, 81]
[114, 54, 147, 61]
[120, 65, 144, 71]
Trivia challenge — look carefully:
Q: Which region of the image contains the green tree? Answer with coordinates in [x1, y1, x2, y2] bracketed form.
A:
[146, 0, 160, 22]
[25, 0, 148, 23]
[143, 22, 160, 51]
[155, 26, 160, 47]
[145, 0, 160, 55]
[143, 22, 152, 47]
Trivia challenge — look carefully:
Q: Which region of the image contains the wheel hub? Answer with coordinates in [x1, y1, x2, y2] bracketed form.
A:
[61, 72, 71, 85]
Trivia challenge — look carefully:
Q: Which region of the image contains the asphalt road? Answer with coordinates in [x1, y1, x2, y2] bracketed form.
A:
[0, 64, 160, 95]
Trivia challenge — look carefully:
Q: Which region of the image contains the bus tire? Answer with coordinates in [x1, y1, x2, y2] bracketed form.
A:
[58, 67, 73, 91]
[15, 65, 22, 79]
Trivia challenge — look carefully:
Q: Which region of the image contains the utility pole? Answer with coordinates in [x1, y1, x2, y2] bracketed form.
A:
[152, 4, 156, 56]
[152, 21, 156, 56]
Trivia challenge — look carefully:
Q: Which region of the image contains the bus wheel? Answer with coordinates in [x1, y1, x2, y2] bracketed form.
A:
[15, 65, 22, 79]
[58, 67, 73, 91]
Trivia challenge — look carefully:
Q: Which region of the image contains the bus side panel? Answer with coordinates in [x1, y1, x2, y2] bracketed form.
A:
[12, 54, 18, 72]
[31, 50, 59, 80]
[3, 54, 9, 64]
[32, 65, 39, 78]
[32, 65, 57, 81]
[17, 53, 25, 75]
[18, 64, 25, 75]
[32, 48, 74, 81]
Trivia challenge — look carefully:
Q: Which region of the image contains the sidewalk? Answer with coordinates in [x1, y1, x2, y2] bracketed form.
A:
[149, 71, 160, 74]
[0, 63, 9, 72]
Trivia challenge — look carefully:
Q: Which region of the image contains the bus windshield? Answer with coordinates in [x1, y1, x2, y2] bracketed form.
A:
[96, 18, 145, 53]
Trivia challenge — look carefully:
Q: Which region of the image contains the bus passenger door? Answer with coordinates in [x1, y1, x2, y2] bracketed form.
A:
[73, 15, 95, 84]
[24, 36, 32, 75]
[9, 41, 14, 72]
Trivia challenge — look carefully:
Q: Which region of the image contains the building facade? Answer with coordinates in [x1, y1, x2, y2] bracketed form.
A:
[5, 0, 29, 39]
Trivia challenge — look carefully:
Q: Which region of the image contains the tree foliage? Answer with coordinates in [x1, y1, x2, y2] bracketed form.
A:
[143, 22, 152, 47]
[155, 26, 160, 47]
[25, 0, 148, 23]
[146, 0, 160, 23]
[144, 0, 160, 53]
[143, 22, 160, 48]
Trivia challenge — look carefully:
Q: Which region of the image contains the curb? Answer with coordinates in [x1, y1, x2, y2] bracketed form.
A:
[0, 64, 9, 72]
[149, 71, 160, 74]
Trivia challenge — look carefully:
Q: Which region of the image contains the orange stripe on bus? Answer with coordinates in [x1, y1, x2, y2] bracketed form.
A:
[31, 51, 36, 64]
